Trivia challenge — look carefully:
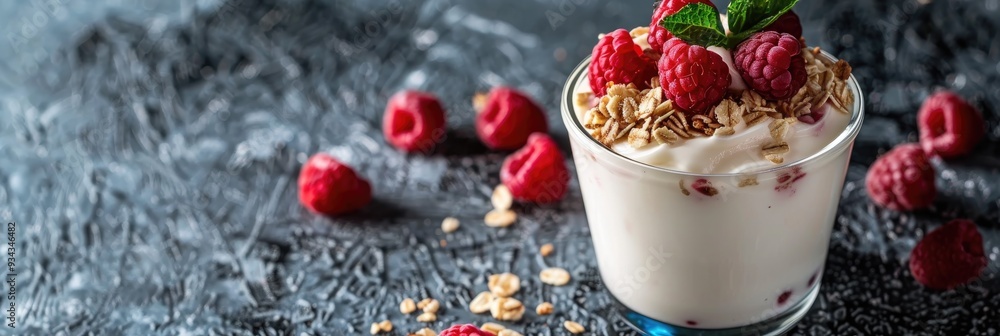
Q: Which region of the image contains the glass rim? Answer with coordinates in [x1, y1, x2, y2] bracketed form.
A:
[560, 52, 865, 178]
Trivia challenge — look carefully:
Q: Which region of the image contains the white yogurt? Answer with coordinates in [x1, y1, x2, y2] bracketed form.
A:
[569, 59, 857, 328]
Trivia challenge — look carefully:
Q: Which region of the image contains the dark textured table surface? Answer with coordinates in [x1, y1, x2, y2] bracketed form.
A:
[2, 0, 1000, 335]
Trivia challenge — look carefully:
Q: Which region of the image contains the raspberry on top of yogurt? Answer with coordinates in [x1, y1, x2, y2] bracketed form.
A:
[577, 0, 856, 173]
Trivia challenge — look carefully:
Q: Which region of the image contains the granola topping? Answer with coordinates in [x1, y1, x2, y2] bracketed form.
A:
[578, 47, 854, 168]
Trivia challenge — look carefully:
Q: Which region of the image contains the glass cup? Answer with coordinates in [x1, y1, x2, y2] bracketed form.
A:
[561, 54, 864, 335]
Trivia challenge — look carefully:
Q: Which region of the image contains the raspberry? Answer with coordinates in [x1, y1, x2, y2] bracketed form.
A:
[775, 167, 807, 193]
[865, 144, 936, 211]
[588, 29, 659, 97]
[658, 38, 731, 113]
[909, 219, 986, 290]
[734, 31, 808, 100]
[500, 133, 569, 203]
[647, 0, 716, 53]
[776, 290, 793, 306]
[763, 11, 803, 38]
[475, 87, 549, 150]
[691, 179, 718, 196]
[918, 91, 985, 159]
[797, 105, 826, 124]
[383, 91, 447, 153]
[297, 154, 372, 216]
[439, 324, 494, 336]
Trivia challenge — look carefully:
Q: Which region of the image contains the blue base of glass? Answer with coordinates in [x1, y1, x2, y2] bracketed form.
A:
[615, 284, 819, 336]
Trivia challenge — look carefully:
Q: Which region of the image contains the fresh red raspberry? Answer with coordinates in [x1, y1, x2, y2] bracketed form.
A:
[775, 167, 807, 193]
[691, 179, 718, 196]
[763, 11, 803, 38]
[776, 290, 793, 306]
[647, 0, 716, 53]
[588, 29, 659, 97]
[500, 133, 569, 203]
[475, 87, 549, 150]
[918, 91, 985, 159]
[865, 144, 936, 211]
[439, 324, 494, 336]
[657, 38, 731, 113]
[383, 90, 447, 153]
[733, 31, 808, 100]
[297, 154, 372, 216]
[909, 219, 986, 290]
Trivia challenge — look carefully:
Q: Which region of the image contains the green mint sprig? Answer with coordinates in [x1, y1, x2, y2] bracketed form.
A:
[727, 0, 800, 45]
[659, 3, 728, 48]
[659, 0, 800, 49]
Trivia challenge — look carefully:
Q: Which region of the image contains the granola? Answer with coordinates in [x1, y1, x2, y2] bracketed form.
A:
[539, 267, 572, 286]
[490, 297, 526, 321]
[488, 273, 521, 298]
[564, 321, 586, 334]
[579, 47, 854, 167]
[536, 302, 554, 315]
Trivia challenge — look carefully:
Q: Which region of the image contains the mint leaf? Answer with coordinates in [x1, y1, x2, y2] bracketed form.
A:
[660, 3, 727, 48]
[727, 0, 799, 38]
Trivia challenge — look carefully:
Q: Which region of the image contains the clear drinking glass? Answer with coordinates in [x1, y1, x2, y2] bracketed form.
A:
[561, 54, 864, 335]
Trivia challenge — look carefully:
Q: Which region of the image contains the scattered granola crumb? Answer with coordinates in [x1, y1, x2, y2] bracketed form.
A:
[481, 322, 506, 335]
[469, 291, 494, 314]
[422, 299, 440, 314]
[400, 298, 416, 314]
[536, 302, 554, 315]
[540, 243, 554, 257]
[370, 322, 381, 335]
[472, 92, 489, 112]
[416, 298, 432, 310]
[441, 217, 460, 233]
[490, 297, 526, 321]
[564, 321, 586, 334]
[491, 185, 513, 211]
[498, 330, 523, 336]
[412, 328, 437, 336]
[416, 312, 437, 322]
[679, 179, 691, 196]
[379, 320, 393, 332]
[484, 209, 517, 228]
[540, 267, 572, 286]
[439, 239, 447, 247]
[488, 273, 521, 297]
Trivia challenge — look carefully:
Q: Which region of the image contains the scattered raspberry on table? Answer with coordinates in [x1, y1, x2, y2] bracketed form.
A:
[439, 324, 494, 336]
[500, 133, 569, 203]
[918, 91, 985, 159]
[865, 143, 936, 211]
[297, 154, 372, 216]
[909, 219, 987, 290]
[734, 31, 807, 101]
[475, 87, 549, 150]
[657, 38, 731, 113]
[383, 90, 447, 153]
[588, 29, 659, 97]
